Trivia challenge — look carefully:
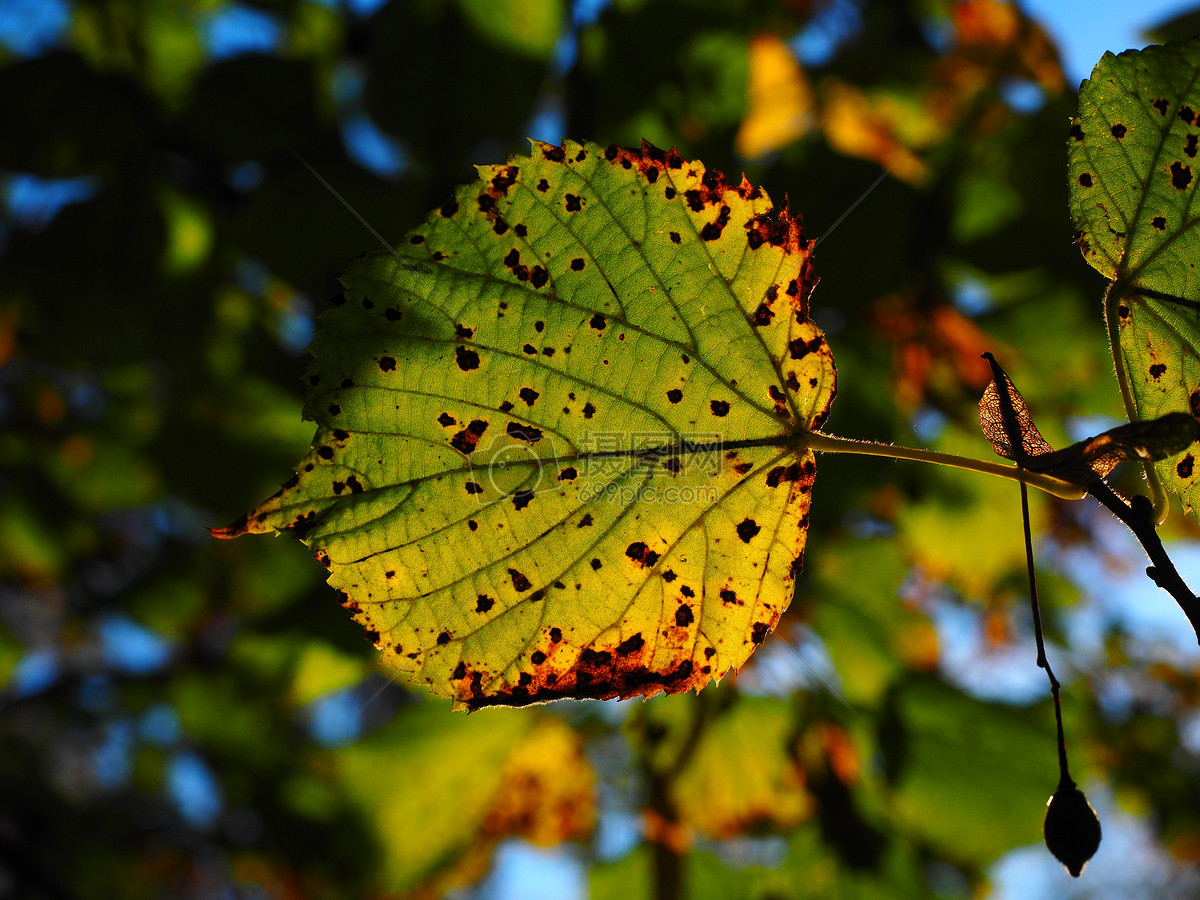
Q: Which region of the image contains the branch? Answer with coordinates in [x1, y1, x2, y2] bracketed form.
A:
[1086, 481, 1200, 644]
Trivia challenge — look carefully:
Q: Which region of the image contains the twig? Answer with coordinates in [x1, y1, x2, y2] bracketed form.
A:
[1085, 482, 1200, 644]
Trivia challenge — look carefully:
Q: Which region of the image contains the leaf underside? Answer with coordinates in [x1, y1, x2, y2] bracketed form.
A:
[980, 354, 1200, 485]
[1069, 38, 1200, 511]
[216, 139, 837, 710]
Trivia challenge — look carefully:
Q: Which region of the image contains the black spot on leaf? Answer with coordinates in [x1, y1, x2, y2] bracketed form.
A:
[565, 193, 583, 212]
[465, 481, 483, 494]
[1153, 216, 1167, 230]
[509, 569, 532, 591]
[667, 388, 683, 403]
[507, 422, 543, 442]
[720, 588, 738, 604]
[1110, 123, 1127, 139]
[455, 346, 480, 371]
[675, 605, 694, 627]
[559, 467, 577, 480]
[750, 622, 770, 645]
[710, 400, 730, 417]
[476, 595, 494, 613]
[591, 558, 602, 570]
[1178, 454, 1195, 478]
[519, 387, 539, 406]
[440, 200, 458, 217]
[1171, 161, 1192, 189]
[1150, 363, 1167, 378]
[571, 258, 585, 271]
[1078, 172, 1093, 188]
[1154, 97, 1169, 115]
[590, 313, 606, 330]
[513, 490, 534, 510]
[736, 519, 761, 542]
[378, 356, 396, 371]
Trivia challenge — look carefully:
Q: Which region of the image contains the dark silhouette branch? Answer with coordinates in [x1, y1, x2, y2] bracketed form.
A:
[1086, 481, 1200, 644]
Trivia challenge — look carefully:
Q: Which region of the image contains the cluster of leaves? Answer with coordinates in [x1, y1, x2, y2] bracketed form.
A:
[5, 1, 1200, 898]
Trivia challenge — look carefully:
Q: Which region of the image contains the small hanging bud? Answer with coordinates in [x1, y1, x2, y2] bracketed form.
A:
[1043, 781, 1101, 877]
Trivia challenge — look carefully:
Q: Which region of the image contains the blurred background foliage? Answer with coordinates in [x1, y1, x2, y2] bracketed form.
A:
[4, 0, 1200, 897]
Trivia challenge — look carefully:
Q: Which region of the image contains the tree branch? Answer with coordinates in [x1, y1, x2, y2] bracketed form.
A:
[1086, 481, 1200, 644]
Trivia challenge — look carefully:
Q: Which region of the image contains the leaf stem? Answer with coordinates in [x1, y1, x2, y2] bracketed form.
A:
[1105, 281, 1170, 523]
[803, 432, 1087, 500]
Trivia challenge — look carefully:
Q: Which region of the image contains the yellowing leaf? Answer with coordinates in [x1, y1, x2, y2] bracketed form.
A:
[481, 718, 595, 845]
[672, 696, 811, 838]
[819, 81, 928, 184]
[736, 33, 814, 160]
[217, 140, 837, 710]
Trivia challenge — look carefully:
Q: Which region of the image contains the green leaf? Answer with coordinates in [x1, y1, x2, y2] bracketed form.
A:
[218, 140, 837, 710]
[1068, 38, 1200, 511]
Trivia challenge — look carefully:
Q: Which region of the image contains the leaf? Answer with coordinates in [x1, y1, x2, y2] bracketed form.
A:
[979, 352, 1200, 484]
[1068, 38, 1200, 510]
[217, 139, 837, 710]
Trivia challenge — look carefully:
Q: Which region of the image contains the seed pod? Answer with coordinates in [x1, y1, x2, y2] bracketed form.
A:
[1043, 782, 1101, 877]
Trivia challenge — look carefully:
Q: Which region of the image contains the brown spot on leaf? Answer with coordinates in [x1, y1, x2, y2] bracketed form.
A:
[450, 419, 489, 454]
[750, 622, 770, 645]
[506, 421, 543, 442]
[1178, 454, 1195, 478]
[710, 399, 730, 417]
[752, 303, 774, 326]
[699, 205, 731, 241]
[543, 144, 566, 162]
[720, 588, 738, 604]
[675, 604, 694, 627]
[509, 569, 532, 592]
[618, 634, 645, 654]
[564, 193, 583, 212]
[453, 662, 466, 679]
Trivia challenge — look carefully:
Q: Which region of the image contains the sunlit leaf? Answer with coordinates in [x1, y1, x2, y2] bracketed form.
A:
[218, 139, 836, 710]
[736, 33, 814, 160]
[1069, 37, 1200, 511]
